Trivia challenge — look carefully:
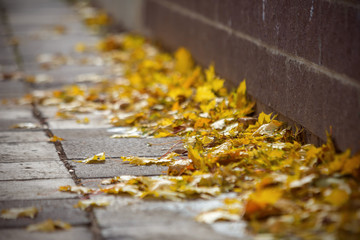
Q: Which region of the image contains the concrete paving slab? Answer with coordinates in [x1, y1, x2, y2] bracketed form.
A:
[0, 119, 42, 131]
[18, 37, 99, 63]
[0, 81, 29, 99]
[23, 65, 105, 89]
[0, 131, 48, 143]
[37, 107, 111, 129]
[2, 0, 69, 10]
[8, 12, 79, 27]
[0, 161, 70, 180]
[95, 205, 238, 240]
[52, 128, 113, 139]
[12, 22, 94, 39]
[69, 160, 167, 179]
[61, 135, 182, 159]
[0, 108, 33, 119]
[0, 106, 41, 130]
[0, 178, 76, 200]
[0, 227, 92, 240]
[0, 142, 59, 163]
[0, 199, 89, 228]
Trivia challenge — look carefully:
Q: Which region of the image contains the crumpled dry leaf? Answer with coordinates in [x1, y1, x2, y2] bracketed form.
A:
[196, 209, 241, 224]
[58, 185, 94, 194]
[26, 219, 71, 232]
[122, 152, 179, 166]
[77, 152, 105, 164]
[323, 189, 349, 207]
[11, 123, 40, 129]
[49, 135, 64, 142]
[1, 207, 38, 219]
[25, 74, 53, 84]
[74, 199, 110, 210]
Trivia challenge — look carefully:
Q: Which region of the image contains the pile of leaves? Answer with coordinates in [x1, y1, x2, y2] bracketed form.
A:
[22, 5, 360, 238]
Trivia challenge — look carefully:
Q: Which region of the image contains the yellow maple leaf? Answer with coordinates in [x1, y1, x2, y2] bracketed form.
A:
[257, 112, 272, 125]
[200, 99, 216, 113]
[1, 207, 38, 219]
[74, 42, 86, 53]
[188, 146, 207, 171]
[195, 86, 215, 102]
[77, 152, 106, 164]
[74, 199, 110, 210]
[323, 189, 349, 207]
[122, 156, 173, 166]
[194, 118, 211, 129]
[49, 135, 64, 142]
[175, 47, 194, 74]
[248, 187, 283, 207]
[26, 219, 71, 232]
[58, 185, 94, 194]
[76, 117, 90, 124]
[342, 153, 360, 176]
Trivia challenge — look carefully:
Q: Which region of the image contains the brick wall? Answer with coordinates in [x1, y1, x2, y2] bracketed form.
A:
[95, 0, 360, 153]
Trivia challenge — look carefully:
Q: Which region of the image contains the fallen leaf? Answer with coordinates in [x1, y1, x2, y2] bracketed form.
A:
[196, 209, 241, 224]
[74, 199, 110, 210]
[49, 135, 64, 142]
[26, 219, 71, 232]
[323, 189, 349, 207]
[58, 185, 94, 194]
[11, 123, 40, 129]
[76, 117, 90, 124]
[1, 207, 38, 219]
[77, 152, 105, 164]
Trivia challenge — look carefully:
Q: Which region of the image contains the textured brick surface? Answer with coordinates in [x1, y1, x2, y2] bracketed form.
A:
[159, 0, 360, 81]
[143, 0, 360, 153]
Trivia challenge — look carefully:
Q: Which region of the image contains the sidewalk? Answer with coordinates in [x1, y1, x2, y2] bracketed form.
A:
[0, 1, 243, 239]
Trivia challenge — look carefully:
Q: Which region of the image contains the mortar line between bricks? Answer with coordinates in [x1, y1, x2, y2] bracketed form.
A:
[31, 104, 81, 185]
[152, 0, 360, 90]
[30, 60, 104, 240]
[31, 84, 104, 240]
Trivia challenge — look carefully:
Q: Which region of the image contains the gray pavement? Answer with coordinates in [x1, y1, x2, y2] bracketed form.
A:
[0, 0, 246, 239]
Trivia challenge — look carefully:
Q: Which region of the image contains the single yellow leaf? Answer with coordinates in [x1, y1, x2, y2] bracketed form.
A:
[58, 185, 94, 194]
[342, 153, 360, 175]
[76, 117, 89, 124]
[75, 42, 86, 53]
[74, 199, 110, 210]
[122, 156, 172, 166]
[175, 47, 194, 74]
[26, 219, 71, 232]
[11, 123, 40, 129]
[1, 207, 38, 219]
[195, 86, 215, 102]
[324, 189, 349, 207]
[49, 135, 64, 142]
[257, 112, 272, 125]
[77, 152, 106, 164]
[249, 188, 283, 207]
[196, 209, 240, 224]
